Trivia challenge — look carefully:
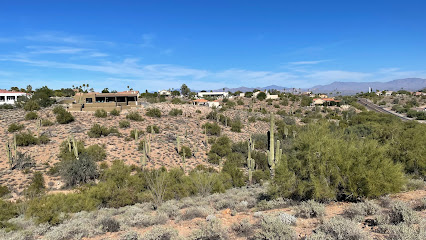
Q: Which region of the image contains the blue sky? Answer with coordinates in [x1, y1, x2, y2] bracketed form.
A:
[0, 0, 425, 91]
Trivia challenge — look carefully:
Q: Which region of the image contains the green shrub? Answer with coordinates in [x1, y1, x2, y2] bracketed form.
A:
[110, 108, 120, 116]
[130, 129, 144, 139]
[171, 98, 183, 104]
[94, 109, 107, 118]
[38, 134, 50, 144]
[0, 104, 14, 109]
[85, 144, 107, 162]
[25, 111, 38, 120]
[169, 108, 183, 116]
[119, 120, 130, 128]
[202, 122, 221, 136]
[0, 185, 10, 198]
[88, 124, 119, 138]
[146, 125, 160, 133]
[59, 153, 99, 187]
[24, 171, 45, 198]
[55, 109, 74, 124]
[126, 111, 144, 121]
[41, 119, 54, 126]
[24, 101, 40, 111]
[230, 118, 243, 132]
[237, 99, 244, 105]
[208, 136, 232, 164]
[15, 131, 39, 146]
[8, 123, 24, 132]
[256, 92, 266, 100]
[388, 201, 419, 225]
[146, 108, 162, 118]
[0, 199, 18, 229]
[179, 146, 192, 158]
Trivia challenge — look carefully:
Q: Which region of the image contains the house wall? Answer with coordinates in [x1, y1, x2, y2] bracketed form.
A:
[0, 93, 27, 105]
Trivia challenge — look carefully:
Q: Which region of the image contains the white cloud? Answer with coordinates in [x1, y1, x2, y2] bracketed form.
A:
[26, 46, 89, 54]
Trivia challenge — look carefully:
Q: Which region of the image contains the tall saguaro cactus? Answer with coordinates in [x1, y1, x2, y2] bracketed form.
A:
[176, 136, 180, 153]
[247, 135, 255, 184]
[267, 114, 282, 178]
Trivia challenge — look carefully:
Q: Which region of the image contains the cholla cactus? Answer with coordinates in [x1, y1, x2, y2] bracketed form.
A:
[284, 127, 289, 138]
[140, 151, 147, 170]
[36, 118, 42, 137]
[182, 150, 186, 174]
[6, 141, 12, 169]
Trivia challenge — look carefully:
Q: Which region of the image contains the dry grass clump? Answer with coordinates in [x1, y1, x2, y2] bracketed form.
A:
[189, 219, 228, 240]
[142, 226, 180, 240]
[295, 200, 325, 218]
[178, 206, 212, 221]
[308, 217, 369, 240]
[343, 200, 380, 221]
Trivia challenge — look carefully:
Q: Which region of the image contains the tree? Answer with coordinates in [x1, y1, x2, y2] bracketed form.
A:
[59, 153, 98, 187]
[102, 88, 110, 93]
[256, 92, 267, 101]
[180, 84, 190, 97]
[26, 85, 33, 93]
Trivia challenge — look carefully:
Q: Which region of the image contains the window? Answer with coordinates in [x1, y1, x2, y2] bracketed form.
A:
[0, 96, 4, 102]
[7, 96, 15, 101]
[86, 98, 93, 103]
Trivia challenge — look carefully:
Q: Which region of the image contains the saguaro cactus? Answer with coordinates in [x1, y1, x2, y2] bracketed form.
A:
[36, 118, 42, 137]
[267, 114, 282, 178]
[134, 128, 139, 142]
[6, 141, 12, 169]
[71, 135, 79, 160]
[176, 136, 180, 153]
[182, 150, 186, 174]
[247, 137, 255, 184]
[140, 151, 147, 170]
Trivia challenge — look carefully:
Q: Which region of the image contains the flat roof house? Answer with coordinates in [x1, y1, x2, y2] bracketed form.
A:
[70, 91, 139, 111]
[197, 91, 229, 99]
[0, 90, 27, 105]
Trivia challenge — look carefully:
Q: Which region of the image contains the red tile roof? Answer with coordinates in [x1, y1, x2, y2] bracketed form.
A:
[0, 89, 26, 94]
[192, 99, 208, 103]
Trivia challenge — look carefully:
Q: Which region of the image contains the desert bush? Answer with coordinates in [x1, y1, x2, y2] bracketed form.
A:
[158, 200, 181, 219]
[126, 111, 144, 121]
[231, 218, 253, 237]
[208, 135, 232, 164]
[120, 231, 140, 240]
[24, 101, 40, 111]
[189, 220, 228, 240]
[0, 185, 10, 198]
[15, 131, 38, 146]
[55, 109, 74, 124]
[146, 108, 162, 118]
[277, 212, 297, 225]
[99, 217, 120, 232]
[41, 119, 54, 126]
[119, 120, 131, 128]
[130, 129, 144, 139]
[202, 122, 221, 136]
[142, 226, 179, 240]
[146, 125, 160, 133]
[405, 178, 425, 191]
[382, 221, 426, 240]
[0, 199, 19, 231]
[171, 98, 183, 104]
[85, 144, 107, 162]
[414, 198, 426, 211]
[179, 206, 211, 221]
[295, 200, 325, 218]
[230, 118, 243, 132]
[24, 171, 45, 198]
[8, 123, 24, 132]
[388, 201, 419, 225]
[253, 215, 296, 240]
[88, 123, 119, 138]
[110, 108, 121, 116]
[11, 151, 35, 170]
[59, 153, 99, 186]
[38, 134, 50, 144]
[179, 146, 192, 158]
[120, 212, 168, 227]
[169, 108, 183, 116]
[344, 201, 380, 221]
[94, 109, 107, 118]
[308, 217, 369, 240]
[25, 111, 38, 120]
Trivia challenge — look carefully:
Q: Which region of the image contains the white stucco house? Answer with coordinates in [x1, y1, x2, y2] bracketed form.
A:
[197, 91, 229, 99]
[158, 90, 171, 96]
[0, 90, 27, 105]
[253, 90, 279, 99]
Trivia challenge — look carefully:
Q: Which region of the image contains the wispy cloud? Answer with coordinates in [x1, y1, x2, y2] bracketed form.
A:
[23, 32, 114, 46]
[26, 46, 89, 54]
[141, 33, 155, 48]
[289, 60, 331, 65]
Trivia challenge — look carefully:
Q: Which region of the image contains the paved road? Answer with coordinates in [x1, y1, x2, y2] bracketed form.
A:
[357, 98, 412, 121]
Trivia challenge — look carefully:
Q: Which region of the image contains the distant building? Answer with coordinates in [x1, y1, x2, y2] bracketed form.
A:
[385, 91, 393, 96]
[158, 90, 171, 96]
[368, 87, 373, 93]
[319, 94, 328, 98]
[191, 99, 220, 108]
[0, 90, 27, 105]
[239, 92, 245, 97]
[197, 91, 229, 99]
[313, 98, 341, 106]
[71, 90, 139, 111]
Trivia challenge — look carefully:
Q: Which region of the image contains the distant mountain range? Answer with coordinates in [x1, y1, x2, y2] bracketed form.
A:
[207, 78, 426, 95]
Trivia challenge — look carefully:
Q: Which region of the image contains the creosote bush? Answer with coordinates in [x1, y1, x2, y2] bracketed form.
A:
[126, 111, 144, 121]
[146, 108, 162, 118]
[110, 108, 120, 116]
[169, 108, 183, 116]
[202, 122, 221, 136]
[8, 123, 24, 132]
[146, 125, 160, 133]
[119, 120, 130, 128]
[25, 111, 38, 120]
[179, 146, 192, 158]
[94, 109, 107, 118]
[24, 100, 40, 111]
[41, 119, 54, 126]
[88, 123, 119, 138]
[53, 106, 74, 124]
